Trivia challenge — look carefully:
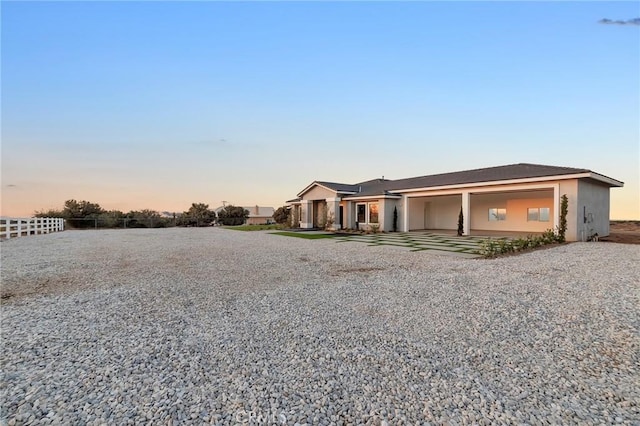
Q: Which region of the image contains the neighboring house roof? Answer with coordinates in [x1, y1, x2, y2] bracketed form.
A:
[297, 163, 623, 199]
[245, 206, 275, 218]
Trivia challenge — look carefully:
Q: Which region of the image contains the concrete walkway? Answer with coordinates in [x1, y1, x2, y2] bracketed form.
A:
[334, 232, 490, 258]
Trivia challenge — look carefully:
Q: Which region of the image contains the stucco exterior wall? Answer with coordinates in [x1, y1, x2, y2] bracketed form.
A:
[427, 196, 460, 230]
[313, 200, 327, 228]
[246, 217, 272, 225]
[382, 199, 399, 231]
[408, 198, 426, 230]
[577, 180, 611, 239]
[470, 191, 554, 233]
[408, 195, 460, 230]
[301, 186, 336, 201]
[559, 180, 579, 242]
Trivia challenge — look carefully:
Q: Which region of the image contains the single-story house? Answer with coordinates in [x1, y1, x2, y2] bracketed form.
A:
[215, 205, 276, 225]
[244, 206, 276, 225]
[285, 163, 623, 242]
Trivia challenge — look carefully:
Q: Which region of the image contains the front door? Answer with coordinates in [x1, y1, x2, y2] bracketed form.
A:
[339, 206, 344, 230]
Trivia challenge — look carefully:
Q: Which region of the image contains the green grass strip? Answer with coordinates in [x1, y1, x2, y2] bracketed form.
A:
[224, 224, 283, 231]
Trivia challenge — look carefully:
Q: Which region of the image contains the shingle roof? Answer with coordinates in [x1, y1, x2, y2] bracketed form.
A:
[314, 181, 360, 193]
[385, 163, 592, 191]
[297, 163, 620, 200]
[311, 163, 622, 198]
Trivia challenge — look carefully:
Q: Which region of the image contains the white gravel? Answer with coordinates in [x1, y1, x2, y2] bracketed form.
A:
[1, 228, 639, 425]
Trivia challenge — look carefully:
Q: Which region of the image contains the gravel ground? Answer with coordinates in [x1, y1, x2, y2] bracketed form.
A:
[1, 228, 639, 425]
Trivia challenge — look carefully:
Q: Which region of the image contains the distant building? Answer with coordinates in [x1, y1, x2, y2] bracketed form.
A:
[214, 205, 275, 225]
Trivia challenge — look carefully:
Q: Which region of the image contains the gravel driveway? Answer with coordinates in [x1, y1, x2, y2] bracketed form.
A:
[1, 228, 639, 425]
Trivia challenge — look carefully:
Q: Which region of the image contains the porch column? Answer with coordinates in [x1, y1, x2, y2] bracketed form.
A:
[403, 195, 409, 232]
[300, 200, 313, 229]
[461, 191, 470, 236]
[344, 201, 354, 229]
[325, 197, 341, 231]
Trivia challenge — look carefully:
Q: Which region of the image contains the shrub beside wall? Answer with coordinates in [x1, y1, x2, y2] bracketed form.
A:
[478, 229, 561, 258]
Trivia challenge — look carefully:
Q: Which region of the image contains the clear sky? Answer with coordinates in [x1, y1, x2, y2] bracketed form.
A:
[2, 1, 639, 218]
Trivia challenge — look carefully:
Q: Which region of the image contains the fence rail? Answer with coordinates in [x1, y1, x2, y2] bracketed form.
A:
[0, 217, 65, 240]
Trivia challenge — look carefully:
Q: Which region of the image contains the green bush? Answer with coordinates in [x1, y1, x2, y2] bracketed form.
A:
[558, 194, 568, 243]
[478, 229, 562, 258]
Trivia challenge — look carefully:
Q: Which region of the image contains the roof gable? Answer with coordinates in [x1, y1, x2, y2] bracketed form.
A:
[297, 181, 359, 197]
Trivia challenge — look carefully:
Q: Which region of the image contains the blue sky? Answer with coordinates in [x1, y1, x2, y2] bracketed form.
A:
[2, 1, 639, 218]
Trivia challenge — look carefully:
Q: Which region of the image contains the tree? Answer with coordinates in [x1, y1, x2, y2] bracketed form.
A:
[63, 199, 104, 218]
[100, 210, 125, 228]
[393, 206, 398, 232]
[180, 203, 216, 227]
[217, 205, 249, 226]
[457, 206, 464, 236]
[34, 208, 65, 218]
[126, 209, 164, 228]
[273, 206, 290, 224]
[558, 194, 568, 243]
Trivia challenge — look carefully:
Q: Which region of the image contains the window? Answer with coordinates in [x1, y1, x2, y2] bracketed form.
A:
[357, 204, 366, 223]
[528, 207, 550, 222]
[356, 202, 379, 224]
[488, 208, 506, 221]
[369, 203, 379, 224]
[540, 208, 550, 222]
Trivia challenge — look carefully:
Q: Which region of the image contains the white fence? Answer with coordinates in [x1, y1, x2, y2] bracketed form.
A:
[0, 217, 65, 240]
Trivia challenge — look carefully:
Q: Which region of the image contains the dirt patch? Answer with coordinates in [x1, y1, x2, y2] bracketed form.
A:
[600, 221, 640, 245]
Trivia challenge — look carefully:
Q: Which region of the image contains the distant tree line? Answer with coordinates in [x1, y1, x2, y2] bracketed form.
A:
[35, 200, 251, 229]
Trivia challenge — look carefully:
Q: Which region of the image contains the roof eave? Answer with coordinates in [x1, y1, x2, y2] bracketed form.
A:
[343, 194, 402, 200]
[390, 172, 623, 193]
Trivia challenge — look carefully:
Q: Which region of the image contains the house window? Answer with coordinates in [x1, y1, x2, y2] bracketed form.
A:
[488, 208, 506, 221]
[357, 204, 366, 223]
[369, 203, 379, 224]
[528, 207, 550, 222]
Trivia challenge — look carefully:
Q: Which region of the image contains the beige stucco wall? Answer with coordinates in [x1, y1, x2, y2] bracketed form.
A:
[428, 196, 460, 230]
[382, 199, 399, 231]
[559, 180, 579, 241]
[408, 198, 425, 230]
[470, 192, 554, 233]
[577, 180, 611, 239]
[246, 217, 272, 225]
[313, 200, 327, 228]
[408, 196, 460, 230]
[301, 186, 336, 201]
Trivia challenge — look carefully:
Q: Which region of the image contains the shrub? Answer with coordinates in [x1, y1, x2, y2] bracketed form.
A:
[541, 229, 557, 244]
[217, 205, 249, 226]
[478, 230, 562, 258]
[273, 206, 290, 225]
[558, 194, 568, 243]
[393, 206, 398, 232]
